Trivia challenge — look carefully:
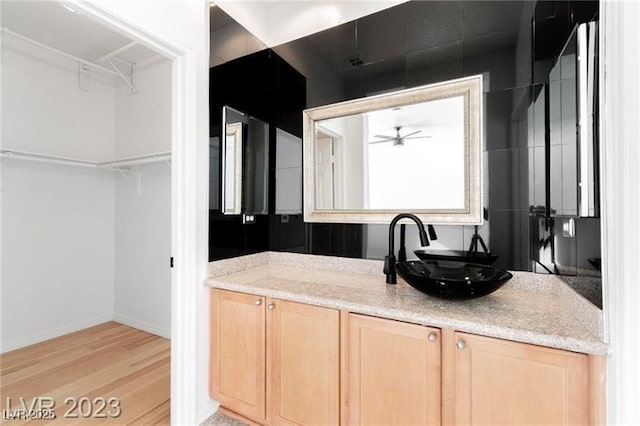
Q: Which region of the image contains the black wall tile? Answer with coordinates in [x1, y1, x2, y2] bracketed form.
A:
[405, 42, 464, 88]
[487, 149, 522, 211]
[209, 49, 306, 261]
[405, 1, 464, 52]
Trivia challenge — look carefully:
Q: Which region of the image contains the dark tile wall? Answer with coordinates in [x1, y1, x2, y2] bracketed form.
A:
[209, 49, 306, 260]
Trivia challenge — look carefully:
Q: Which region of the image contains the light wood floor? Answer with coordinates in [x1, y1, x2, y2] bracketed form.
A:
[0, 322, 170, 425]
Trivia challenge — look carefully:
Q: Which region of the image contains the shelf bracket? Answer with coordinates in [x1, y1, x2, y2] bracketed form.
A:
[103, 56, 137, 94]
[114, 166, 141, 196]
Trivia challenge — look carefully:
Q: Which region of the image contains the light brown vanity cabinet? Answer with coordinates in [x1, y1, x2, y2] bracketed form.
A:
[443, 330, 592, 426]
[210, 289, 340, 425]
[210, 288, 604, 426]
[344, 314, 441, 426]
[270, 298, 340, 425]
[210, 289, 267, 422]
[345, 322, 599, 426]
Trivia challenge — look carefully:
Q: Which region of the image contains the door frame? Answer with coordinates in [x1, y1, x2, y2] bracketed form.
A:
[600, 1, 640, 424]
[72, 3, 201, 424]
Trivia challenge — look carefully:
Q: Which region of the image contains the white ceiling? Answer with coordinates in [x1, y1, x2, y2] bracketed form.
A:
[215, 1, 409, 47]
[367, 95, 465, 134]
[1, 1, 160, 65]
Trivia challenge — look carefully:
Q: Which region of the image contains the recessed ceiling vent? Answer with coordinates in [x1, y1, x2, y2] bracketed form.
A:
[347, 55, 364, 67]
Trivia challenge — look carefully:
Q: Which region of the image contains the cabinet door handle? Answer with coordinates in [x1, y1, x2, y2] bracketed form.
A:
[267, 303, 275, 310]
[255, 300, 262, 306]
[456, 339, 466, 350]
[428, 332, 437, 342]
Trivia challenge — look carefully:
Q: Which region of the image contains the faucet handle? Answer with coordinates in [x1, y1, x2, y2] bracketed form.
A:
[383, 254, 395, 274]
[427, 225, 438, 241]
[418, 228, 430, 247]
[383, 254, 397, 284]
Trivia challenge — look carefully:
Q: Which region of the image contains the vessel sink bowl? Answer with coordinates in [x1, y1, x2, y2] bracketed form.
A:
[396, 260, 513, 300]
[414, 249, 498, 265]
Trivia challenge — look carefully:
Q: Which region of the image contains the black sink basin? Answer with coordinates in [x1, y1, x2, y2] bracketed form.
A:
[414, 249, 498, 265]
[396, 260, 513, 300]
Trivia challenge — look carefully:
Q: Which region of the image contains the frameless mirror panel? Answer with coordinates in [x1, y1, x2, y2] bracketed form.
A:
[303, 75, 482, 224]
[549, 22, 598, 218]
[222, 106, 269, 215]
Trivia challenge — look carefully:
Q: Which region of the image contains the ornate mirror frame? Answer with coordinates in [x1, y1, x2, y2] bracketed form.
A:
[303, 75, 483, 224]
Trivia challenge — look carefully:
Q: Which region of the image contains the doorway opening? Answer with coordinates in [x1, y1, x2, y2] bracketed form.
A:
[0, 1, 181, 422]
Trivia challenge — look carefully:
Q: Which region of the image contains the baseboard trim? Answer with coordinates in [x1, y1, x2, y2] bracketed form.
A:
[0, 314, 113, 354]
[113, 313, 170, 339]
[197, 401, 221, 426]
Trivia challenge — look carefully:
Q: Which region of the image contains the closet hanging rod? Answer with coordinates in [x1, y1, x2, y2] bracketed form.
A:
[0, 149, 171, 168]
[99, 152, 171, 168]
[1, 26, 119, 77]
[0, 149, 100, 168]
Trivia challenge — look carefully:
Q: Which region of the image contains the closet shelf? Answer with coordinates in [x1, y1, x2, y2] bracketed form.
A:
[1, 149, 171, 196]
[1, 26, 137, 91]
[1, 26, 119, 78]
[0, 149, 171, 168]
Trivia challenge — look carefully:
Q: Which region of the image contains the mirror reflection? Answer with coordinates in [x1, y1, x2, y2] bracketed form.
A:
[304, 75, 482, 224]
[222, 106, 269, 215]
[315, 96, 466, 211]
[549, 22, 598, 219]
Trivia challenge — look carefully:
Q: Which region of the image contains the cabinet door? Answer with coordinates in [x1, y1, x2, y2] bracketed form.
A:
[452, 332, 589, 425]
[210, 289, 266, 422]
[269, 299, 340, 425]
[346, 314, 441, 425]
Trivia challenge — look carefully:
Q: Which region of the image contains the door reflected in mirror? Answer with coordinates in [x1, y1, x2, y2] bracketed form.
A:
[303, 75, 483, 224]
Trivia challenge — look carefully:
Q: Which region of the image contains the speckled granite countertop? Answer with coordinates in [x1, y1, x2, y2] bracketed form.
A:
[205, 251, 608, 355]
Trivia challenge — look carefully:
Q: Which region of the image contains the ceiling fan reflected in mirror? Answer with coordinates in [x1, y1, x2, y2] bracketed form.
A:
[369, 126, 432, 146]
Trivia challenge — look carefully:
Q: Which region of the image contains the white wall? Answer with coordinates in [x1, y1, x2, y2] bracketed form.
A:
[114, 60, 172, 158]
[0, 162, 115, 353]
[0, 38, 116, 352]
[113, 60, 172, 338]
[114, 162, 171, 337]
[1, 37, 115, 159]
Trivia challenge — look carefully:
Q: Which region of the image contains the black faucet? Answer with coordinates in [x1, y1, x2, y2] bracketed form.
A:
[384, 213, 430, 284]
